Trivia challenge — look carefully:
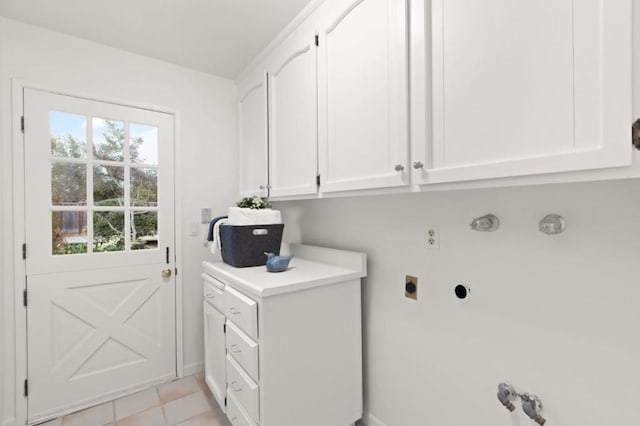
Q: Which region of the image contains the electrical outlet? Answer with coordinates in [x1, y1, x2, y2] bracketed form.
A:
[426, 226, 439, 249]
[405, 275, 418, 300]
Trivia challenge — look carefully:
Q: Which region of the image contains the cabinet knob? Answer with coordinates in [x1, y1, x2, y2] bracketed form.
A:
[413, 161, 424, 169]
[230, 344, 242, 353]
[394, 164, 404, 172]
[229, 307, 241, 315]
[259, 185, 265, 190]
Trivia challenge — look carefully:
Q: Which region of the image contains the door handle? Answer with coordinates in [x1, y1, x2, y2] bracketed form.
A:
[161, 268, 172, 278]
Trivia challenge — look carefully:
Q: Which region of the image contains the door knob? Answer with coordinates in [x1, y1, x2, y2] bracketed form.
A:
[161, 268, 172, 278]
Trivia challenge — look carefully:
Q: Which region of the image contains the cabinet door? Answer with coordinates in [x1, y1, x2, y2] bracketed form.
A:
[267, 32, 318, 198]
[203, 302, 227, 412]
[317, 0, 409, 192]
[412, 0, 632, 184]
[238, 71, 269, 197]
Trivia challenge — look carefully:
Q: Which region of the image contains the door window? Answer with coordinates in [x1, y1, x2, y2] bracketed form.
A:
[49, 112, 160, 255]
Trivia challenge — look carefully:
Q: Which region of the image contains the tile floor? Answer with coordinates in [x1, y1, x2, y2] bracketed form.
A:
[38, 372, 231, 426]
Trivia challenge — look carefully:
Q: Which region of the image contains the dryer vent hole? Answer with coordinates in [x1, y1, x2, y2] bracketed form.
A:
[455, 284, 469, 299]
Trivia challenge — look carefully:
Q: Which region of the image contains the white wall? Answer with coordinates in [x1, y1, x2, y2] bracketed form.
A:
[276, 179, 640, 426]
[274, 6, 640, 426]
[0, 18, 238, 424]
[0, 18, 5, 425]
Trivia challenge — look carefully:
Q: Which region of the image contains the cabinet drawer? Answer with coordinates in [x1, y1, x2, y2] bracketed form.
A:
[226, 354, 259, 424]
[225, 286, 258, 340]
[226, 321, 259, 382]
[226, 392, 258, 426]
[202, 273, 225, 312]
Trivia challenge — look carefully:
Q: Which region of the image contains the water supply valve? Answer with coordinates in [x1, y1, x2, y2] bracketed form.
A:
[470, 214, 500, 232]
[497, 382, 517, 412]
[521, 393, 546, 425]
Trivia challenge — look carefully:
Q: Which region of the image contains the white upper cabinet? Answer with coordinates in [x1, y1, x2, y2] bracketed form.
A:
[317, 0, 409, 193]
[238, 70, 269, 198]
[411, 0, 632, 185]
[267, 30, 319, 198]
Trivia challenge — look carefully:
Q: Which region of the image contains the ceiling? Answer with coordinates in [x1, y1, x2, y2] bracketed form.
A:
[0, 0, 314, 79]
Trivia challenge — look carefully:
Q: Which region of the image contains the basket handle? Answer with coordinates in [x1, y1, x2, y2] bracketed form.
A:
[252, 229, 268, 236]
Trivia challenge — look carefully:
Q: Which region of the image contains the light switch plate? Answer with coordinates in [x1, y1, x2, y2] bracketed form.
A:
[201, 208, 212, 224]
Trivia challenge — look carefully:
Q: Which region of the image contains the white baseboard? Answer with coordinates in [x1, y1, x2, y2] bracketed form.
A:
[183, 361, 204, 377]
[361, 412, 387, 426]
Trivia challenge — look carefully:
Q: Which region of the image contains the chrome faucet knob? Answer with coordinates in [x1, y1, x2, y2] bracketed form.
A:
[539, 214, 566, 235]
[521, 393, 546, 425]
[470, 214, 500, 232]
[497, 382, 517, 412]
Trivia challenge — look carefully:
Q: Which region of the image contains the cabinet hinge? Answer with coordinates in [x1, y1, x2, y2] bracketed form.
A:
[165, 247, 169, 264]
[23, 289, 27, 307]
[175, 267, 178, 276]
[21, 116, 24, 133]
[316, 174, 321, 187]
[24, 379, 28, 397]
[22, 243, 27, 260]
[315, 34, 319, 46]
[224, 397, 227, 407]
[633, 118, 640, 150]
[223, 323, 226, 334]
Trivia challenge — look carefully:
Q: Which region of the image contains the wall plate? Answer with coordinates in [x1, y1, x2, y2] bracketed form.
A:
[405, 275, 418, 300]
[201, 208, 212, 224]
[426, 226, 439, 249]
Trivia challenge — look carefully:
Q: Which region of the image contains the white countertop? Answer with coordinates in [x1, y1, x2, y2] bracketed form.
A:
[202, 244, 367, 298]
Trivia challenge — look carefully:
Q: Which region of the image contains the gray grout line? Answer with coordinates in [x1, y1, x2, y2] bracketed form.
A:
[51, 374, 210, 426]
[156, 381, 170, 426]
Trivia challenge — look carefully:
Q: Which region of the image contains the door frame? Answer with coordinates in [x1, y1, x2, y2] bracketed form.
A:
[8, 79, 185, 425]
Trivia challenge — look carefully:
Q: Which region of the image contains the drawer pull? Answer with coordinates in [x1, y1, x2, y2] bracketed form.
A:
[205, 293, 215, 299]
[229, 307, 241, 315]
[230, 416, 238, 421]
[230, 381, 242, 392]
[230, 344, 242, 353]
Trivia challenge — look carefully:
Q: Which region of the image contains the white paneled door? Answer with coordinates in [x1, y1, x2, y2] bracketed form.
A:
[238, 71, 269, 198]
[267, 31, 318, 198]
[203, 301, 227, 412]
[317, 0, 409, 192]
[23, 88, 176, 423]
[419, 0, 632, 183]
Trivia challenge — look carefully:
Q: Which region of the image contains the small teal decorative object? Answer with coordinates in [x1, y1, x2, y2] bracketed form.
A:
[264, 252, 294, 272]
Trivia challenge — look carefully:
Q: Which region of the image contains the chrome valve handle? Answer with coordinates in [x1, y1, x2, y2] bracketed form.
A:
[521, 393, 546, 425]
[470, 214, 500, 232]
[497, 382, 517, 412]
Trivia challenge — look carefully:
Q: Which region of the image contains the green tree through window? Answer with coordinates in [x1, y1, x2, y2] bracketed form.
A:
[51, 119, 158, 254]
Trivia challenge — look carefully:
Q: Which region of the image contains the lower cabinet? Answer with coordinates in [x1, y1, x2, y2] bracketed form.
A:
[203, 301, 227, 412]
[202, 247, 365, 426]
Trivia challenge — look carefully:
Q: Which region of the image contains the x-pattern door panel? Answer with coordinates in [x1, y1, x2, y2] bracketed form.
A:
[28, 265, 175, 419]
